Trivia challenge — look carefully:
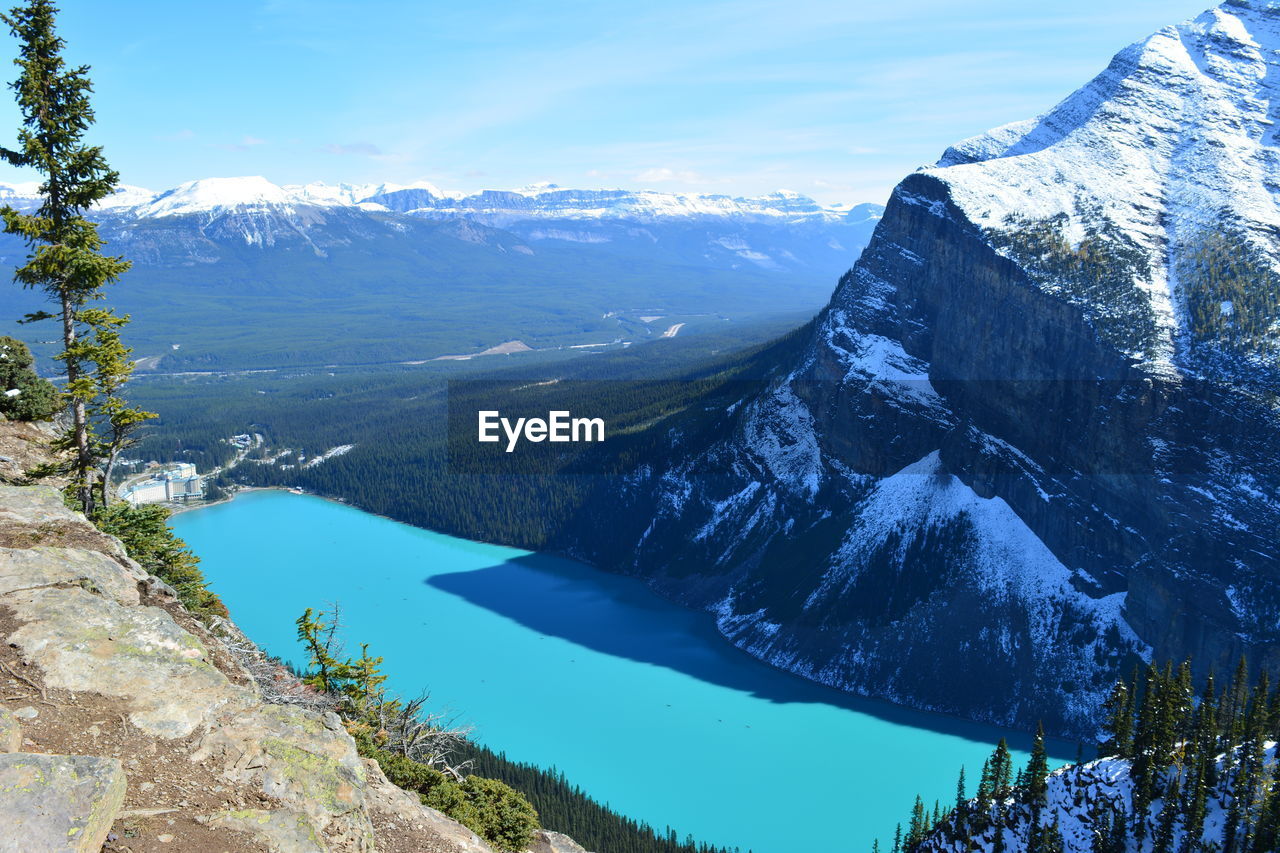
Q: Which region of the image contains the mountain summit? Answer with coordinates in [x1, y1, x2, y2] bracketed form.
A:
[564, 0, 1280, 737]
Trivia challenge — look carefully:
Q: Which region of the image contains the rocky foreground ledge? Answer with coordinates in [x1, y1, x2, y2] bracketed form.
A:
[0, 426, 587, 853]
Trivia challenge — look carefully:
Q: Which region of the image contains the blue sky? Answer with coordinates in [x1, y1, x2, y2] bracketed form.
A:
[0, 0, 1213, 205]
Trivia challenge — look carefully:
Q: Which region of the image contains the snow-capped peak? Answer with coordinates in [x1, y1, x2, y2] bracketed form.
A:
[97, 184, 156, 209]
[922, 0, 1280, 367]
[135, 176, 296, 218]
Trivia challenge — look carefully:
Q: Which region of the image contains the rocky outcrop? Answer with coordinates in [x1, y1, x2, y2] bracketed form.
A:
[0, 752, 126, 853]
[528, 831, 590, 853]
[0, 429, 577, 852]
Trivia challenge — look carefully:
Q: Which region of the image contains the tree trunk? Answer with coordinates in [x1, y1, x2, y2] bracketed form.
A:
[60, 288, 93, 515]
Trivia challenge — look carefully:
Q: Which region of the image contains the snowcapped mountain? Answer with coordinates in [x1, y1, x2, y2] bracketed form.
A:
[561, 0, 1280, 738]
[0, 175, 857, 225]
[0, 175, 878, 370]
[0, 175, 877, 278]
[366, 183, 849, 225]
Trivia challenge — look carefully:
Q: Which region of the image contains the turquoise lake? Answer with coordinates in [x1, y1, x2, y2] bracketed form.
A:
[173, 489, 1074, 852]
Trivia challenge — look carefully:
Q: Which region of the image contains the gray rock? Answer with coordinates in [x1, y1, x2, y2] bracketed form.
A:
[0, 708, 19, 752]
[140, 574, 179, 601]
[0, 485, 130, 562]
[3, 585, 253, 737]
[192, 704, 375, 851]
[529, 829, 593, 853]
[199, 808, 326, 853]
[11, 707, 36, 720]
[0, 545, 145, 605]
[0, 752, 126, 853]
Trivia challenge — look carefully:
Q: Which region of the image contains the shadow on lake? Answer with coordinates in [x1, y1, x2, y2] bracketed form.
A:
[426, 550, 1068, 756]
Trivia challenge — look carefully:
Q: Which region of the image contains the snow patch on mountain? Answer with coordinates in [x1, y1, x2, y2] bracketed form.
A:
[930, 0, 1280, 367]
[919, 745, 1279, 853]
[135, 176, 297, 218]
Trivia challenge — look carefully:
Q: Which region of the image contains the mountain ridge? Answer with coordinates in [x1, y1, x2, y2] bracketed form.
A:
[557, 0, 1280, 739]
[0, 174, 871, 226]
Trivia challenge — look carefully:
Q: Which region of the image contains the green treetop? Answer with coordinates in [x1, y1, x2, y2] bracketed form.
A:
[0, 0, 152, 513]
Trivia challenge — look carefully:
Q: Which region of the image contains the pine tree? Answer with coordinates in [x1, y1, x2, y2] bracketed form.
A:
[1100, 679, 1134, 757]
[0, 334, 57, 419]
[0, 0, 150, 514]
[1043, 819, 1065, 853]
[295, 606, 353, 694]
[1152, 778, 1179, 853]
[1027, 722, 1050, 808]
[75, 307, 155, 509]
[977, 757, 993, 816]
[992, 739, 1013, 797]
[1183, 772, 1209, 853]
[907, 795, 926, 846]
[345, 641, 388, 715]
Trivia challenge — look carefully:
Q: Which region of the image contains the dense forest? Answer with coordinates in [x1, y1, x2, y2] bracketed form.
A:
[890, 658, 1280, 852]
[126, 315, 810, 549]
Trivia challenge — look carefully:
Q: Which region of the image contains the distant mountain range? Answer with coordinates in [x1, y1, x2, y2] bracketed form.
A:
[0, 177, 880, 371]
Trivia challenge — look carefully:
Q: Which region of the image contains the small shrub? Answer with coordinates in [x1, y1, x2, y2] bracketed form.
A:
[0, 336, 59, 421]
[92, 502, 228, 617]
[366, 747, 538, 852]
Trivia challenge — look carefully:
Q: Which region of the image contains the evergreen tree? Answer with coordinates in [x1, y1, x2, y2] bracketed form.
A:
[907, 795, 926, 846]
[1027, 722, 1050, 810]
[296, 606, 353, 694]
[977, 757, 993, 813]
[345, 641, 388, 715]
[0, 334, 57, 420]
[1043, 819, 1065, 853]
[1183, 772, 1208, 853]
[991, 739, 1013, 797]
[1152, 778, 1179, 853]
[1100, 679, 1134, 758]
[0, 0, 150, 513]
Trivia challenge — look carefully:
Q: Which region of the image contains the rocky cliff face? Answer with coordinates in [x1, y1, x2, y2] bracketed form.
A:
[0, 424, 575, 853]
[566, 0, 1280, 738]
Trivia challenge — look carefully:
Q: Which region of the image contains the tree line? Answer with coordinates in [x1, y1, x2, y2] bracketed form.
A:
[890, 657, 1280, 852]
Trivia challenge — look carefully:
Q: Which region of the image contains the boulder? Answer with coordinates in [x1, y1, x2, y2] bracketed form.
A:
[192, 704, 375, 851]
[0, 752, 126, 853]
[529, 829, 593, 853]
[0, 545, 145, 605]
[3, 585, 253, 737]
[199, 808, 326, 853]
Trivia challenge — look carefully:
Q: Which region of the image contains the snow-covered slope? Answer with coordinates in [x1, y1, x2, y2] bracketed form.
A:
[133, 176, 298, 218]
[933, 0, 1280, 377]
[564, 0, 1280, 738]
[917, 746, 1279, 853]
